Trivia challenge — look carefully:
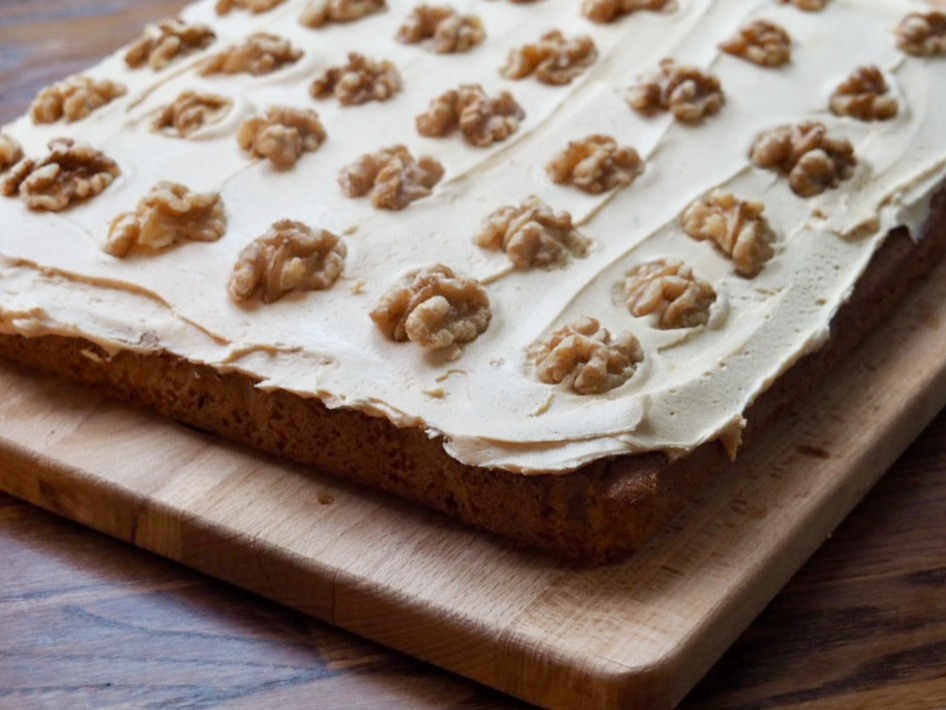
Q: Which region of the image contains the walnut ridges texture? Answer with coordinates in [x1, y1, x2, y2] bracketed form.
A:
[719, 19, 791, 68]
[152, 91, 233, 138]
[830, 66, 898, 122]
[30, 76, 126, 124]
[896, 12, 946, 58]
[310, 53, 402, 106]
[238, 106, 326, 169]
[300, 0, 386, 27]
[624, 259, 716, 329]
[105, 182, 226, 258]
[777, 0, 828, 10]
[532, 317, 643, 395]
[546, 135, 643, 195]
[682, 192, 775, 277]
[397, 5, 485, 53]
[416, 85, 524, 147]
[501, 31, 598, 85]
[125, 18, 217, 70]
[228, 220, 346, 303]
[340, 145, 444, 210]
[628, 59, 724, 123]
[1, 138, 119, 212]
[216, 0, 286, 14]
[370, 264, 490, 349]
[200, 33, 302, 76]
[749, 121, 856, 197]
[474, 196, 590, 269]
[0, 134, 23, 173]
[581, 0, 671, 26]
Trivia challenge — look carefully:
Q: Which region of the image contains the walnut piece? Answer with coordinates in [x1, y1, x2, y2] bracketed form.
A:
[501, 31, 598, 85]
[682, 192, 775, 277]
[830, 66, 898, 122]
[416, 85, 524, 147]
[776, 0, 828, 10]
[228, 220, 346, 303]
[216, 0, 286, 13]
[624, 259, 716, 329]
[105, 182, 226, 258]
[896, 12, 946, 58]
[370, 264, 490, 349]
[719, 19, 791, 67]
[581, 0, 671, 25]
[474, 196, 590, 269]
[1, 138, 120, 212]
[546, 135, 643, 195]
[339, 145, 444, 210]
[628, 59, 724, 123]
[152, 90, 233, 138]
[125, 18, 217, 70]
[300, 0, 386, 27]
[0, 134, 23, 173]
[397, 5, 485, 53]
[237, 106, 326, 169]
[749, 121, 856, 197]
[310, 53, 402, 106]
[531, 316, 643, 395]
[30, 76, 126, 124]
[200, 33, 302, 76]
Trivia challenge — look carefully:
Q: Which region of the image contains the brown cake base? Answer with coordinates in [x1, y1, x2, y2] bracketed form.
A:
[2, 188, 945, 565]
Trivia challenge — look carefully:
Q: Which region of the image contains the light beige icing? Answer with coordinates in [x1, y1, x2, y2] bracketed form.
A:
[0, 0, 944, 473]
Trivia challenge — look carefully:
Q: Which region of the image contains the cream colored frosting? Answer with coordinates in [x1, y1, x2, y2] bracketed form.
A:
[1, 0, 944, 473]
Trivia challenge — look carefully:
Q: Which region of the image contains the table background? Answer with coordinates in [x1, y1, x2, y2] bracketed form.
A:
[2, 2, 946, 708]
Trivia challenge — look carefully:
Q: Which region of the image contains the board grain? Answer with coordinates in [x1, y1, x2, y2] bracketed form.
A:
[2, 238, 946, 710]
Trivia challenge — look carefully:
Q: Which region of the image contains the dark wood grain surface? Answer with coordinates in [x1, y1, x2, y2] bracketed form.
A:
[2, 2, 946, 708]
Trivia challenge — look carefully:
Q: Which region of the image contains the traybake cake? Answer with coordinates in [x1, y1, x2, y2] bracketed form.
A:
[1, 0, 945, 562]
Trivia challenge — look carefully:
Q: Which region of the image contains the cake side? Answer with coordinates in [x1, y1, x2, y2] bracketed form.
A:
[1, 188, 943, 562]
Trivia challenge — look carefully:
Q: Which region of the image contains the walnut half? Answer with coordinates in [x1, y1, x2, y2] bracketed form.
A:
[896, 12, 946, 58]
[397, 5, 485, 53]
[501, 31, 598, 85]
[829, 66, 898, 122]
[105, 182, 226, 257]
[1, 138, 120, 212]
[125, 18, 217, 70]
[300, 0, 386, 27]
[30, 76, 126, 124]
[474, 196, 590, 269]
[719, 19, 791, 68]
[624, 259, 716, 329]
[0, 134, 23, 173]
[682, 192, 775, 277]
[152, 90, 233, 138]
[370, 264, 491, 349]
[228, 220, 346, 303]
[200, 33, 302, 76]
[416, 85, 524, 147]
[238, 106, 326, 169]
[531, 316, 643, 395]
[310, 53, 402, 106]
[216, 0, 286, 14]
[546, 134, 643, 195]
[581, 0, 671, 25]
[628, 59, 724, 123]
[749, 121, 856, 197]
[339, 145, 444, 210]
[777, 0, 828, 10]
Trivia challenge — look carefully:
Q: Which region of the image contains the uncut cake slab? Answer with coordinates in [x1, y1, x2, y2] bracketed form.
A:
[2, 0, 946, 708]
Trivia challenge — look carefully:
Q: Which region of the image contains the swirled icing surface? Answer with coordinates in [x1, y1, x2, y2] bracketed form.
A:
[0, 0, 944, 472]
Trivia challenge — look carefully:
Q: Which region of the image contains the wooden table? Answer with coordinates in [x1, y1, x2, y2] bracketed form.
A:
[2, 2, 946, 708]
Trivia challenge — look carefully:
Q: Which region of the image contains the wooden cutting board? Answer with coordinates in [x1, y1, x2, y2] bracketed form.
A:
[2, 252, 946, 710]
